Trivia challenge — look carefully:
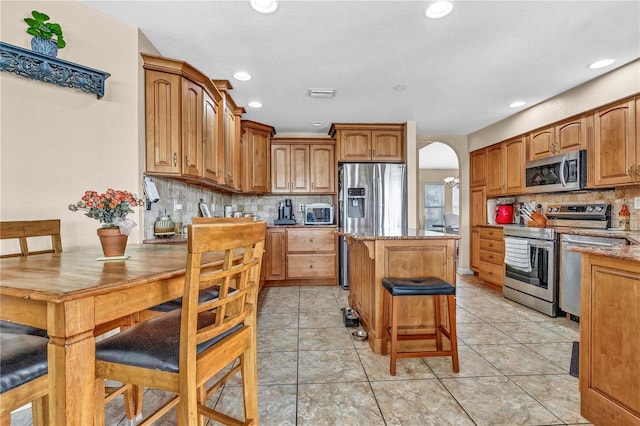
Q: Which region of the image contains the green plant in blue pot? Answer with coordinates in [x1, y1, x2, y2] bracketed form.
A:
[24, 10, 66, 57]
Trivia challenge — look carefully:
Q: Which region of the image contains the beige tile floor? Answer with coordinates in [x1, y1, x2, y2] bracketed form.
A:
[11, 274, 590, 425]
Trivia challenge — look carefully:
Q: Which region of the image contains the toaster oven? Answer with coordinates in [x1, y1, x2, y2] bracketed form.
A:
[304, 203, 334, 225]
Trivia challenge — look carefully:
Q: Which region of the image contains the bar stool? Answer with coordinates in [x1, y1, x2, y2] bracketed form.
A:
[381, 276, 459, 376]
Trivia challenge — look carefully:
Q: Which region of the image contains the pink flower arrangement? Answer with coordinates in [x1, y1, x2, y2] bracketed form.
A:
[69, 189, 143, 232]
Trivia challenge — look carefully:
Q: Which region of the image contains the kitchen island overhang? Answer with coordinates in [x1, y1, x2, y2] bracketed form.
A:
[338, 229, 460, 354]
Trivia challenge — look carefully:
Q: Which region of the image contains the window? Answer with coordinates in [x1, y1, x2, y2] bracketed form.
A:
[424, 184, 444, 231]
[451, 185, 459, 215]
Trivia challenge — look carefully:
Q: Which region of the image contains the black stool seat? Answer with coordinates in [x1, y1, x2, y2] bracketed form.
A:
[0, 320, 48, 337]
[382, 277, 455, 296]
[0, 334, 49, 393]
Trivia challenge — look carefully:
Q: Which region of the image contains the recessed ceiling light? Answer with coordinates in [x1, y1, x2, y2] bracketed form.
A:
[307, 88, 337, 98]
[311, 121, 325, 127]
[425, 1, 454, 19]
[509, 101, 526, 108]
[248, 101, 262, 108]
[233, 71, 252, 81]
[588, 58, 616, 69]
[250, 0, 278, 14]
[393, 85, 407, 91]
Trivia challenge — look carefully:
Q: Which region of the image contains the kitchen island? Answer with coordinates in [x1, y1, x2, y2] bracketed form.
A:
[568, 244, 640, 426]
[340, 229, 460, 354]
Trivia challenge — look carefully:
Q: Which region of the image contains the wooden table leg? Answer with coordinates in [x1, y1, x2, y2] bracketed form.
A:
[47, 298, 96, 425]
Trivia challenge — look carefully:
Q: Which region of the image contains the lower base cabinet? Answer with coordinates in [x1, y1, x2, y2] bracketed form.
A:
[263, 227, 337, 286]
[478, 226, 504, 286]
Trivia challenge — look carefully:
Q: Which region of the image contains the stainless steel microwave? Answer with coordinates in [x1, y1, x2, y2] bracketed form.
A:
[525, 150, 586, 193]
[304, 203, 334, 225]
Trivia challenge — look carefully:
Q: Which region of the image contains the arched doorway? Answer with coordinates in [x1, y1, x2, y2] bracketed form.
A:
[418, 142, 459, 232]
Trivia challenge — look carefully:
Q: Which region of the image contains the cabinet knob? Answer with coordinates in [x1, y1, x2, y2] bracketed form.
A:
[185, 155, 190, 167]
[173, 153, 177, 167]
[309, 265, 313, 269]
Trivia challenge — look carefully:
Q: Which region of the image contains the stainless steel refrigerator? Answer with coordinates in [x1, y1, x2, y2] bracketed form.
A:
[338, 163, 407, 288]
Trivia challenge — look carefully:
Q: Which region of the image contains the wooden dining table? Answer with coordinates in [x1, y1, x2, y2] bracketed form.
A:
[0, 243, 219, 425]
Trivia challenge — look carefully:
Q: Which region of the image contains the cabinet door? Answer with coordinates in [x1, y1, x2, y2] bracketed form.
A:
[181, 79, 203, 178]
[529, 126, 554, 161]
[471, 228, 480, 272]
[290, 145, 310, 192]
[271, 144, 291, 193]
[244, 128, 271, 193]
[593, 98, 636, 186]
[471, 187, 487, 227]
[504, 136, 526, 194]
[222, 101, 235, 187]
[202, 91, 221, 183]
[339, 130, 371, 161]
[145, 70, 181, 175]
[309, 144, 335, 193]
[470, 149, 487, 187]
[371, 130, 403, 162]
[556, 115, 587, 153]
[264, 228, 285, 280]
[485, 144, 504, 196]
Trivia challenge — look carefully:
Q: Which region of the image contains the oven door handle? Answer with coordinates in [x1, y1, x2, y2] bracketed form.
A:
[559, 156, 568, 187]
[563, 239, 617, 247]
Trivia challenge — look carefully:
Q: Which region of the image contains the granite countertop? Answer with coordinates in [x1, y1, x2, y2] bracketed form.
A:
[568, 244, 640, 262]
[143, 236, 187, 244]
[266, 223, 337, 228]
[338, 228, 461, 241]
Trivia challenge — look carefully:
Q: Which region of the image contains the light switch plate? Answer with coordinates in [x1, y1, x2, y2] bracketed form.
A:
[634, 197, 640, 209]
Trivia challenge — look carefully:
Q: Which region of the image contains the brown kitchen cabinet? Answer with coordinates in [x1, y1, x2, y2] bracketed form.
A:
[144, 55, 223, 180]
[470, 148, 487, 187]
[264, 228, 286, 281]
[202, 89, 223, 183]
[486, 136, 526, 196]
[528, 114, 588, 161]
[579, 251, 640, 426]
[591, 96, 638, 187]
[241, 120, 275, 193]
[329, 123, 405, 162]
[271, 139, 336, 194]
[470, 186, 487, 273]
[478, 226, 504, 286]
[216, 81, 245, 191]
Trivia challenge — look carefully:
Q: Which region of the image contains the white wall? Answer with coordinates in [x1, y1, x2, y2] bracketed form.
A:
[0, 1, 155, 249]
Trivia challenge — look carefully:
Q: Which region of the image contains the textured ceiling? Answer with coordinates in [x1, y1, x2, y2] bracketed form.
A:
[79, 0, 640, 137]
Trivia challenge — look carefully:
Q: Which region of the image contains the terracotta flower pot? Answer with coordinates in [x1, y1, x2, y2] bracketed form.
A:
[97, 227, 128, 257]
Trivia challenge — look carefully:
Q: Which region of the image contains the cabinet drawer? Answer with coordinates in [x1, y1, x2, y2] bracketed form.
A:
[287, 229, 335, 252]
[479, 227, 503, 240]
[479, 239, 504, 253]
[286, 254, 336, 278]
[479, 261, 504, 286]
[480, 250, 504, 265]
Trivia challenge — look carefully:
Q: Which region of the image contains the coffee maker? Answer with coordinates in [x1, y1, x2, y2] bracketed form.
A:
[274, 199, 296, 225]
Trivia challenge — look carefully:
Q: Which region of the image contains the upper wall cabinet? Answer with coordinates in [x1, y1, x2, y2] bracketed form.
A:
[591, 96, 638, 187]
[470, 148, 487, 187]
[215, 81, 245, 191]
[143, 54, 223, 184]
[329, 123, 405, 162]
[528, 114, 588, 161]
[486, 135, 526, 196]
[271, 139, 336, 194]
[241, 120, 275, 194]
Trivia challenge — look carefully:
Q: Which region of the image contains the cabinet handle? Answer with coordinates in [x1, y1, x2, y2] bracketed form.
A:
[372, 149, 376, 157]
[629, 165, 634, 176]
[185, 155, 190, 167]
[636, 164, 640, 178]
[311, 182, 314, 190]
[173, 153, 177, 167]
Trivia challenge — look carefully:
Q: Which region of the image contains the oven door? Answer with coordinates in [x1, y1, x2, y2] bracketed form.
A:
[503, 237, 556, 303]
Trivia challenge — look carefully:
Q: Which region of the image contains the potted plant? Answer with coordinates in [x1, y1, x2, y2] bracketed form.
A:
[24, 10, 66, 57]
[69, 189, 143, 257]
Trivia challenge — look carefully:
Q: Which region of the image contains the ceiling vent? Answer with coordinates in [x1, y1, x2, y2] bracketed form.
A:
[308, 88, 336, 98]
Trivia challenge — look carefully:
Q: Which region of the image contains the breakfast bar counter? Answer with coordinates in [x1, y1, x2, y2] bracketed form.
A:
[340, 229, 460, 353]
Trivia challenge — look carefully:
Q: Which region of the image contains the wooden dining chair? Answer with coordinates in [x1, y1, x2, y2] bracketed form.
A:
[0, 219, 62, 258]
[94, 220, 266, 425]
[0, 334, 49, 426]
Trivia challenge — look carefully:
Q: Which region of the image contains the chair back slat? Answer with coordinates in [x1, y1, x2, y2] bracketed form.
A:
[0, 220, 62, 258]
[180, 221, 265, 374]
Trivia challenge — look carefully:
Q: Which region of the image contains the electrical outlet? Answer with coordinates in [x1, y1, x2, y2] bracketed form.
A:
[298, 204, 304, 212]
[634, 197, 640, 209]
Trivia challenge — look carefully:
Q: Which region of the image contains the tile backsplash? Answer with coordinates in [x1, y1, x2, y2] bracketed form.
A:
[513, 186, 640, 231]
[143, 176, 334, 240]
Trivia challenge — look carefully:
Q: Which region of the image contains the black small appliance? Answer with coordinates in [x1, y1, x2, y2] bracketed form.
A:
[274, 199, 296, 225]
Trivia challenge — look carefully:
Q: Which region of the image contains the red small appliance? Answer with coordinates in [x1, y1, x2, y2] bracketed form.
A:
[495, 205, 514, 224]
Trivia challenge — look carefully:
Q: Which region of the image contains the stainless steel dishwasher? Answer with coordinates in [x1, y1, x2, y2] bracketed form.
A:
[559, 233, 627, 317]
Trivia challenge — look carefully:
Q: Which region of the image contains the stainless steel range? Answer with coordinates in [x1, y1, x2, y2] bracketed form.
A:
[502, 203, 620, 317]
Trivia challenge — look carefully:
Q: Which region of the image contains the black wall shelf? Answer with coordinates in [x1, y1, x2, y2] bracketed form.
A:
[0, 42, 110, 99]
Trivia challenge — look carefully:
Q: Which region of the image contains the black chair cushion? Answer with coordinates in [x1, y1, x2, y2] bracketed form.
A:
[96, 309, 242, 373]
[0, 334, 49, 393]
[148, 286, 233, 312]
[382, 277, 456, 296]
[0, 320, 47, 337]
